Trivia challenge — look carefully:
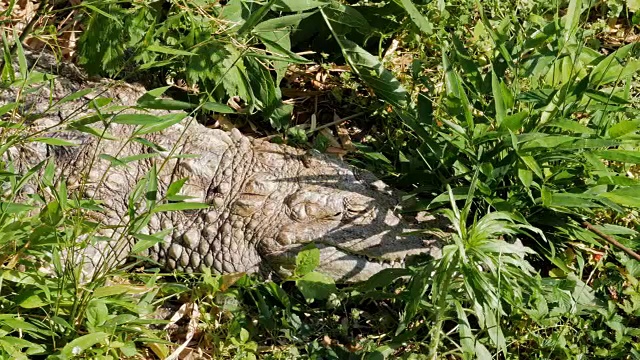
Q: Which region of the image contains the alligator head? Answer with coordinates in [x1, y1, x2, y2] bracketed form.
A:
[118, 125, 447, 283]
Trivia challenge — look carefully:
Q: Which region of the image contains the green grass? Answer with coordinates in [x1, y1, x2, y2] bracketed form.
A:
[0, 0, 639, 358]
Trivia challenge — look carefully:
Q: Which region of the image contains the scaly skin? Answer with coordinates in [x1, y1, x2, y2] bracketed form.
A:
[1, 51, 445, 282]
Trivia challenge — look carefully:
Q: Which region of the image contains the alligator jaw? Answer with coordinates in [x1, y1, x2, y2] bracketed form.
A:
[316, 229, 443, 282]
[265, 229, 443, 282]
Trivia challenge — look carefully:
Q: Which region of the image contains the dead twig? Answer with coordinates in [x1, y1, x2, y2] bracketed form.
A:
[578, 218, 640, 262]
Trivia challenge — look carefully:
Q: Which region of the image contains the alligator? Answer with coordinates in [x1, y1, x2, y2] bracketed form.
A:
[1, 51, 446, 282]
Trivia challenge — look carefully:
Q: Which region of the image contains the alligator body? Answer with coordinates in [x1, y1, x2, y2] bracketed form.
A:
[1, 52, 445, 282]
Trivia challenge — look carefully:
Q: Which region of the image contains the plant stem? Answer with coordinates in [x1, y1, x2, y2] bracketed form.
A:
[429, 257, 458, 360]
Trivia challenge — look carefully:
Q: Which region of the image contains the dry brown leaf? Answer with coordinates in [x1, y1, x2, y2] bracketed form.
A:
[306, 64, 321, 74]
[60, 30, 77, 59]
[165, 302, 202, 360]
[319, 128, 341, 148]
[325, 146, 349, 158]
[336, 123, 355, 152]
[208, 114, 236, 131]
[311, 79, 324, 90]
[322, 335, 332, 347]
[220, 271, 246, 291]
